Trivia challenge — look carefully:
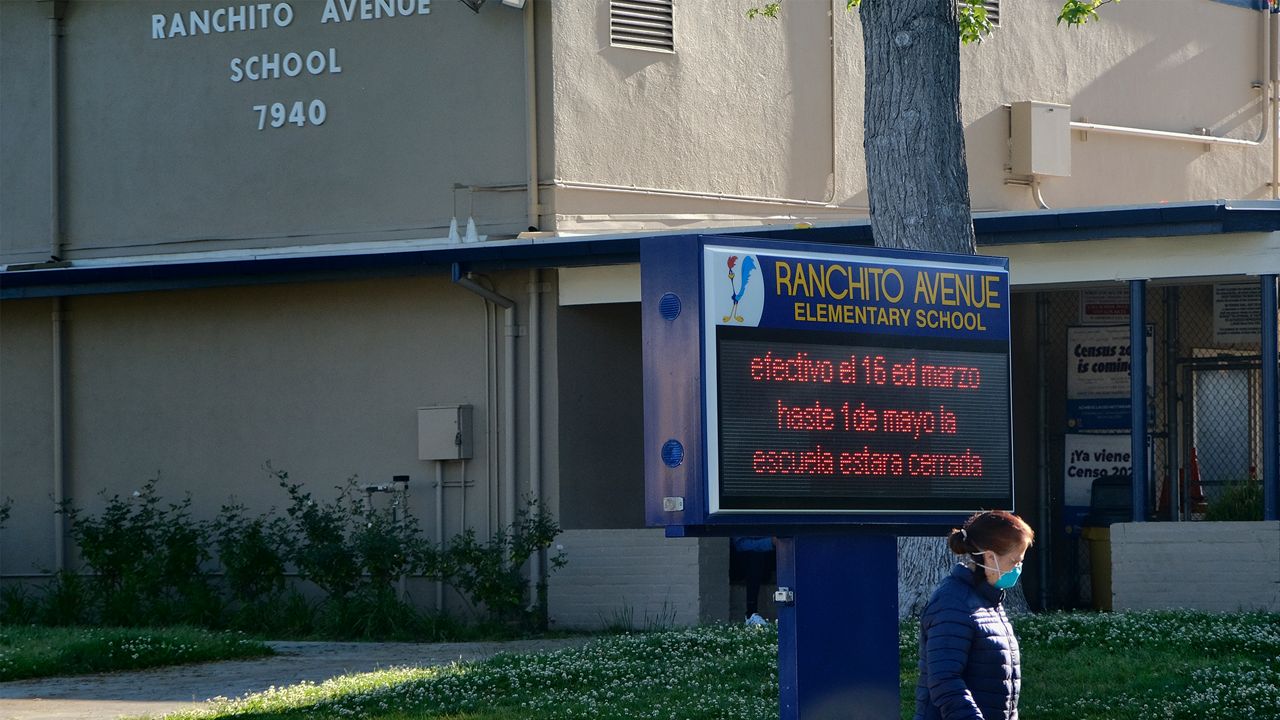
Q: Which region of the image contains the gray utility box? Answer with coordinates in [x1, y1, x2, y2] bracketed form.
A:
[1011, 101, 1072, 177]
[417, 405, 473, 460]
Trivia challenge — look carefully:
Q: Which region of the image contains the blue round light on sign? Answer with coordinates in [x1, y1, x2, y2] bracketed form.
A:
[658, 293, 682, 320]
[661, 439, 685, 468]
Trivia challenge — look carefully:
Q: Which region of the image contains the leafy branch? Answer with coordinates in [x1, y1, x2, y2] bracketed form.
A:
[749, 0, 1116, 45]
[1058, 0, 1120, 27]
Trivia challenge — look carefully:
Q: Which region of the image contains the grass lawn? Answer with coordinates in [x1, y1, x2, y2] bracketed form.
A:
[155, 610, 1279, 720]
[0, 626, 273, 681]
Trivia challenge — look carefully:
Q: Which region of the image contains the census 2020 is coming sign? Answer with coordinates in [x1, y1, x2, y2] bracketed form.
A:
[702, 245, 1013, 515]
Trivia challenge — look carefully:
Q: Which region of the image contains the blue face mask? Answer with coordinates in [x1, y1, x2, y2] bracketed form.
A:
[975, 553, 1023, 589]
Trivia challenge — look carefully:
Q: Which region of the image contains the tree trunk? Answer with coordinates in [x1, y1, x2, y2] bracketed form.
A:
[859, 0, 975, 253]
[859, 0, 983, 614]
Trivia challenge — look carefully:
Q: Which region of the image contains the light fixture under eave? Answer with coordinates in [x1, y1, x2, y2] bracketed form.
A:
[501, 0, 526, 7]
[459, 0, 484, 12]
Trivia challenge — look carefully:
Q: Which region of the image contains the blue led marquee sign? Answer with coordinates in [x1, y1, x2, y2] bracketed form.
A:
[643, 236, 1013, 531]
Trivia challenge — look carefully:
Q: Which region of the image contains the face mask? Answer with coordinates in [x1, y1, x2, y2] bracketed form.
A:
[974, 553, 1022, 589]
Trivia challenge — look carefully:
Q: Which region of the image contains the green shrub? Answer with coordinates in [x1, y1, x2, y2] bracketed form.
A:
[0, 584, 39, 625]
[58, 476, 219, 626]
[35, 572, 90, 626]
[278, 471, 365, 600]
[430, 500, 567, 627]
[213, 502, 289, 599]
[1206, 478, 1264, 522]
[35, 468, 568, 640]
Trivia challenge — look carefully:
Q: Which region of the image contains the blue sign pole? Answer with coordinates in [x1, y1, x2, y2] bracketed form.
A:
[777, 534, 899, 720]
[1129, 279, 1147, 522]
[1262, 274, 1278, 521]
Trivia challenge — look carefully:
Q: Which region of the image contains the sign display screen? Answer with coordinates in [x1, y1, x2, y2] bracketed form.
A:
[702, 245, 1013, 515]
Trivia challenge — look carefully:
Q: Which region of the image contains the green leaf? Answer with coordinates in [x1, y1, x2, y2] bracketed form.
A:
[746, 2, 781, 19]
[1058, 0, 1117, 27]
[959, 0, 993, 45]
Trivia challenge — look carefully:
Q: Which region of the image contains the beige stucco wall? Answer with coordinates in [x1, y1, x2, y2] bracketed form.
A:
[548, 0, 1273, 232]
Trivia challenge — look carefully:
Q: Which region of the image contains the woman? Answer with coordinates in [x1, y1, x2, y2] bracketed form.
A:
[914, 510, 1035, 720]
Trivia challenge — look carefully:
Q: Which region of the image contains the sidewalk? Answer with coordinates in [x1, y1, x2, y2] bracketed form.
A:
[0, 637, 590, 720]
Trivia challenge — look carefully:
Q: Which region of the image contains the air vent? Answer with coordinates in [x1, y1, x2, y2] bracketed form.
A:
[959, 0, 1000, 27]
[610, 0, 674, 53]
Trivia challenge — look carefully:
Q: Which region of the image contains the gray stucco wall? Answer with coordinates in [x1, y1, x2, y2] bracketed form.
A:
[555, 302, 644, 530]
[0, 274, 507, 580]
[0, 2, 56, 263]
[0, 0, 532, 263]
[0, 299, 58, 575]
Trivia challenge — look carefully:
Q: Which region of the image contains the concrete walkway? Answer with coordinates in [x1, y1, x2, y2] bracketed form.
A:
[0, 638, 590, 720]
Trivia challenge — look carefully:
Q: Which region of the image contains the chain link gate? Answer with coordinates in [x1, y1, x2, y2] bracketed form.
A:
[1023, 281, 1268, 610]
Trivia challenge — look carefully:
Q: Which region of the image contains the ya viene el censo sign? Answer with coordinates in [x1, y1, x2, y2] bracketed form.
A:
[701, 243, 1013, 516]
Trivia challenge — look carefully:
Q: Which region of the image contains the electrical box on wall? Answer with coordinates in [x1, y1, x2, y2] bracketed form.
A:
[417, 405, 473, 460]
[1011, 101, 1071, 177]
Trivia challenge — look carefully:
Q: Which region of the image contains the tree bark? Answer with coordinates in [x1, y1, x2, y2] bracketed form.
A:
[859, 0, 975, 253]
[860, 0, 983, 613]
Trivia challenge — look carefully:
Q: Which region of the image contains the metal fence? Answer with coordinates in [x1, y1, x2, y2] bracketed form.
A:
[1024, 280, 1272, 608]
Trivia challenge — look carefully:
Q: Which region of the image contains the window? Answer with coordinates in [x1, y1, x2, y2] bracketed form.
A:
[610, 0, 674, 53]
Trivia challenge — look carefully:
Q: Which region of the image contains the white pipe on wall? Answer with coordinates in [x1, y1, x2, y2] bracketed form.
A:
[524, 0, 539, 231]
[459, 460, 467, 536]
[52, 297, 66, 573]
[503, 304, 517, 538]
[451, 269, 518, 547]
[1264, 10, 1274, 198]
[49, 6, 67, 573]
[435, 460, 444, 611]
[1069, 121, 1262, 148]
[1070, 10, 1273, 153]
[49, 8, 62, 261]
[527, 269, 542, 608]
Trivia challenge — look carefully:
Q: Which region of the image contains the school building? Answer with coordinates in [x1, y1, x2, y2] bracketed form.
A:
[2, 0, 1277, 624]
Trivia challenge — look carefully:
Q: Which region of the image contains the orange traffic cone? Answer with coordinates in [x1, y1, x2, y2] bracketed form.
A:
[1157, 473, 1171, 517]
[1188, 447, 1207, 514]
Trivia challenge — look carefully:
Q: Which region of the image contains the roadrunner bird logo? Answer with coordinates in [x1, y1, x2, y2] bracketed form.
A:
[723, 255, 757, 323]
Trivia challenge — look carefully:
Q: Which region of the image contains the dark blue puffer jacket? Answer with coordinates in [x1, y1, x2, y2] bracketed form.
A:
[913, 564, 1021, 720]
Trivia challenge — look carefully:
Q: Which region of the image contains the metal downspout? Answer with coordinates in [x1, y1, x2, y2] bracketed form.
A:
[435, 460, 445, 610]
[524, 0, 539, 230]
[527, 269, 542, 610]
[1270, 10, 1279, 199]
[49, 2, 64, 261]
[451, 266, 519, 539]
[52, 299, 66, 573]
[49, 2, 67, 574]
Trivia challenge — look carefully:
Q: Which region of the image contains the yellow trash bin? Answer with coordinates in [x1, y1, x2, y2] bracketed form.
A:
[1080, 526, 1112, 611]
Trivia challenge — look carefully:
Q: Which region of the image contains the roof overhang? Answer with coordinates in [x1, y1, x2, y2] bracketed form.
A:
[3, 200, 1278, 299]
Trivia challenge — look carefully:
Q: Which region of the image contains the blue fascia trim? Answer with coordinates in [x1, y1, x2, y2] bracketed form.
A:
[974, 200, 1280, 245]
[5, 201, 1280, 299]
[1, 236, 643, 299]
[1210, 0, 1270, 11]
